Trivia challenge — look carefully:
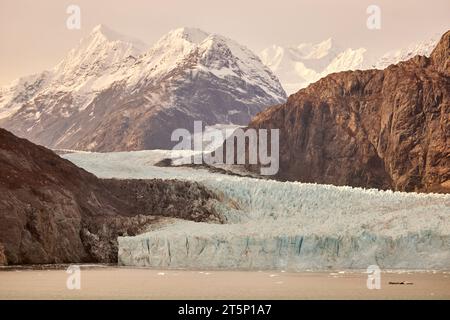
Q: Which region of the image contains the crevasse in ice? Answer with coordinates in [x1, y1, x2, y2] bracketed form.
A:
[63, 150, 450, 270]
[118, 178, 450, 270]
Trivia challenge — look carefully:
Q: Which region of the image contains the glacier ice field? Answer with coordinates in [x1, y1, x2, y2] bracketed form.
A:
[63, 150, 450, 270]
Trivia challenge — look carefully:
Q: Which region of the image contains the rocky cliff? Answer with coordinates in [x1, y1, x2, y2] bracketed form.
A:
[0, 128, 222, 265]
[248, 30, 450, 193]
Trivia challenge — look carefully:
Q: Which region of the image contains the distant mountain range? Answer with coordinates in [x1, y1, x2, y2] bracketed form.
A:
[0, 25, 442, 152]
[249, 30, 449, 193]
[260, 36, 439, 94]
[0, 25, 286, 151]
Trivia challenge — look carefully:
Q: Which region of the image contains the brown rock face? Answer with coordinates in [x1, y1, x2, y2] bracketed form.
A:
[248, 30, 450, 193]
[0, 243, 6, 266]
[0, 128, 222, 265]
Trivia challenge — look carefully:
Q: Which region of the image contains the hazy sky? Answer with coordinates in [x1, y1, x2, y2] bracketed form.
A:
[0, 0, 449, 85]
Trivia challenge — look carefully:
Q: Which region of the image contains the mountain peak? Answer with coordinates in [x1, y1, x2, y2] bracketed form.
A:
[91, 23, 111, 34]
[51, 24, 146, 83]
[310, 37, 333, 49]
[89, 24, 120, 40]
[87, 24, 146, 47]
[0, 25, 286, 151]
[161, 27, 210, 45]
[295, 38, 335, 60]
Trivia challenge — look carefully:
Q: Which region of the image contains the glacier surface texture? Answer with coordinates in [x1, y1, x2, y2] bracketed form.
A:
[63, 151, 450, 270]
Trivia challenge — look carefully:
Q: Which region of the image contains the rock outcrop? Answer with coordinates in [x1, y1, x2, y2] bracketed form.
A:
[0, 128, 221, 265]
[248, 30, 450, 193]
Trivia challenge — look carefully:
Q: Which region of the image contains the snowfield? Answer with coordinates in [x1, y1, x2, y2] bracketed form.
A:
[260, 35, 439, 95]
[63, 151, 450, 270]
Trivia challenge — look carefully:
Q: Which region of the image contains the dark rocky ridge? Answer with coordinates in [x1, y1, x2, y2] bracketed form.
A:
[247, 30, 450, 193]
[0, 128, 222, 265]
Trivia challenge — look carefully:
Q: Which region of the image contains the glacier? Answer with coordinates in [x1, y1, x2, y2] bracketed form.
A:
[63, 150, 450, 270]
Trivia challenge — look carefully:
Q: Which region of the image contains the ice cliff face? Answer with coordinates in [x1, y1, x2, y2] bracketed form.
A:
[118, 178, 450, 270]
[61, 150, 450, 270]
[119, 228, 449, 270]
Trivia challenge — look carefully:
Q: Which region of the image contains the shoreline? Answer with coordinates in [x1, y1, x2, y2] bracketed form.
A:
[1, 266, 449, 300]
[2, 263, 450, 273]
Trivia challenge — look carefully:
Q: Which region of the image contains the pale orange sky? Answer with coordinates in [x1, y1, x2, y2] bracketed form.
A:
[0, 0, 449, 85]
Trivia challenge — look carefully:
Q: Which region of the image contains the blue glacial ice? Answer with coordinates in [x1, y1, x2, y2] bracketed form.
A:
[63, 150, 450, 270]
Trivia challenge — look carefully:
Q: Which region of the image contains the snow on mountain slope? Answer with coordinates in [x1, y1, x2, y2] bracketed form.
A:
[260, 39, 338, 74]
[0, 72, 51, 120]
[122, 27, 285, 103]
[323, 48, 366, 75]
[123, 27, 209, 86]
[62, 150, 450, 270]
[261, 35, 439, 95]
[0, 26, 286, 151]
[260, 39, 366, 95]
[52, 24, 147, 92]
[367, 36, 439, 69]
[200, 34, 286, 101]
[0, 25, 147, 118]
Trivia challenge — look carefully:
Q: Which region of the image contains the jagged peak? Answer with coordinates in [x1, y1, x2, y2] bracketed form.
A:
[86, 24, 146, 47]
[295, 38, 336, 60]
[52, 24, 147, 76]
[147, 27, 260, 68]
[88, 24, 124, 41]
[91, 24, 115, 36]
[260, 38, 338, 64]
[300, 37, 333, 50]
[158, 27, 210, 45]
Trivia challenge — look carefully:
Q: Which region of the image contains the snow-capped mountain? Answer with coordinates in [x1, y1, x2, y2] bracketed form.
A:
[260, 39, 366, 95]
[260, 35, 439, 95]
[0, 25, 147, 120]
[366, 36, 439, 69]
[0, 25, 286, 151]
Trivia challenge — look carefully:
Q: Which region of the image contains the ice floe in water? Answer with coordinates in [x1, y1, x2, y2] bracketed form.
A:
[63, 150, 450, 270]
